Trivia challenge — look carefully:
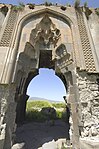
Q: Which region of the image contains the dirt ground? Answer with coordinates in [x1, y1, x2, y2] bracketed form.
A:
[13, 120, 69, 149]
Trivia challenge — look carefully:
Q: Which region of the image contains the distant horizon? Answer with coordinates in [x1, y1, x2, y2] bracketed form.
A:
[27, 69, 66, 102]
[28, 96, 65, 102]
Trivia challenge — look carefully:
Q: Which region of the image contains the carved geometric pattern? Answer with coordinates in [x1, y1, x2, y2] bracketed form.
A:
[76, 10, 96, 73]
[0, 10, 18, 47]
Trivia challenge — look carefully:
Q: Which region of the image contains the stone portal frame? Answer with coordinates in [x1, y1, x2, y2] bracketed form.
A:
[15, 9, 80, 149]
[15, 69, 67, 122]
[0, 7, 82, 149]
[3, 7, 82, 84]
[14, 65, 80, 149]
[0, 5, 99, 149]
[15, 69, 38, 124]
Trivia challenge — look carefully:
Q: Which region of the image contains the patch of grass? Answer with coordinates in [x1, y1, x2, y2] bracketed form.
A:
[12, 2, 25, 11]
[52, 102, 65, 109]
[84, 1, 88, 8]
[26, 109, 66, 122]
[62, 110, 67, 122]
[74, 0, 80, 8]
[44, 1, 52, 6]
[61, 147, 67, 149]
[27, 3, 35, 9]
[26, 100, 52, 111]
[56, 110, 67, 121]
[26, 109, 47, 122]
[61, 146, 68, 149]
[84, 7, 92, 19]
[95, 8, 99, 16]
[60, 6, 66, 11]
[56, 110, 63, 119]
[26, 100, 66, 122]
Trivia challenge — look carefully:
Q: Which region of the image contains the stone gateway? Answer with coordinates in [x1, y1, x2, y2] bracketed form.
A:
[0, 3, 99, 149]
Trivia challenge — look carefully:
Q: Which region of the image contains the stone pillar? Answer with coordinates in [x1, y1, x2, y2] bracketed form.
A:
[16, 94, 29, 125]
[0, 84, 16, 149]
[0, 85, 7, 149]
[68, 89, 80, 149]
[66, 69, 80, 149]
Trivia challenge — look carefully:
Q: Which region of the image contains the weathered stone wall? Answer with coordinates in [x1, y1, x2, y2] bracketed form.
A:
[0, 3, 99, 149]
[0, 84, 16, 149]
[88, 10, 99, 61]
[77, 71, 99, 137]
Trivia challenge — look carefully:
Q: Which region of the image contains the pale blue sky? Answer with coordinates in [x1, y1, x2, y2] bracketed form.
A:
[1, 0, 99, 101]
[0, 0, 99, 8]
[27, 69, 66, 101]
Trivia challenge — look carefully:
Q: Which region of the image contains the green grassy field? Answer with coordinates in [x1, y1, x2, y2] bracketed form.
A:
[26, 100, 67, 122]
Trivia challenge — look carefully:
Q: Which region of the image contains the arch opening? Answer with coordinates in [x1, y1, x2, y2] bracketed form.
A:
[14, 9, 73, 148]
[27, 68, 66, 101]
[15, 68, 71, 148]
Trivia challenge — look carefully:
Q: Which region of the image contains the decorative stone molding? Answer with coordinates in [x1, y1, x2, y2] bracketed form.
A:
[0, 9, 18, 47]
[76, 10, 96, 73]
[0, 4, 99, 149]
[30, 14, 61, 49]
[55, 44, 73, 73]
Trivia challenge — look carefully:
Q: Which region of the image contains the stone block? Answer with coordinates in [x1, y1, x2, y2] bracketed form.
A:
[80, 137, 99, 149]
[89, 126, 98, 137]
[0, 3, 99, 149]
[90, 84, 98, 91]
[42, 139, 57, 149]
[11, 143, 25, 149]
[56, 138, 66, 149]
[0, 138, 5, 149]
[0, 124, 6, 149]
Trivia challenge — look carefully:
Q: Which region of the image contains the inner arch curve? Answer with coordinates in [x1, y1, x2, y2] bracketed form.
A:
[27, 68, 66, 102]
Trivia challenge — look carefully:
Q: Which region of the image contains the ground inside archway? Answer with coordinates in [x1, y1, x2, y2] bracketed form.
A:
[12, 120, 69, 149]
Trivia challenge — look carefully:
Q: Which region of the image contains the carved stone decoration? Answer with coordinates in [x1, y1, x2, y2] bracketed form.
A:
[1, 4, 99, 149]
[56, 44, 67, 57]
[24, 42, 36, 59]
[17, 42, 37, 73]
[55, 44, 73, 72]
[0, 9, 18, 47]
[76, 10, 96, 73]
[30, 14, 61, 49]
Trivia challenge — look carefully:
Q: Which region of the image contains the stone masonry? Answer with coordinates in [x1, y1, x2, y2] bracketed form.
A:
[0, 3, 99, 149]
[77, 72, 99, 138]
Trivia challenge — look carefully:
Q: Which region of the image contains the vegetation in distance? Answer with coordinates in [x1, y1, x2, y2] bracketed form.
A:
[26, 100, 67, 122]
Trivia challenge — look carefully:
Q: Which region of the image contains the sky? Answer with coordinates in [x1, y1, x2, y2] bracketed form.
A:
[27, 69, 66, 101]
[0, 0, 99, 8]
[1, 0, 99, 101]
